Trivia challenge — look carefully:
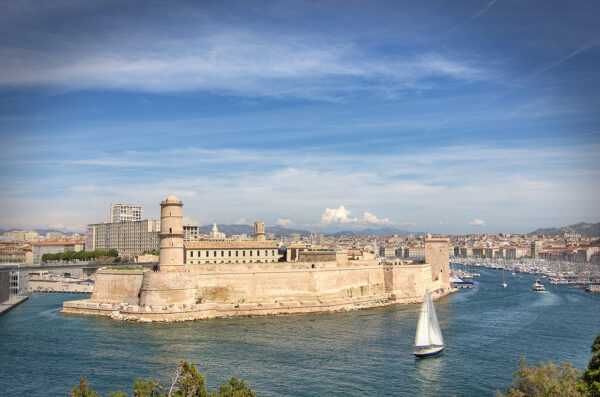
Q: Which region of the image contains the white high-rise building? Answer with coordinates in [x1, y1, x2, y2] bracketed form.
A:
[110, 204, 142, 223]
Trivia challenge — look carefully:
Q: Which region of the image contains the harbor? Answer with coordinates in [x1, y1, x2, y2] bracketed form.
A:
[452, 258, 600, 287]
[1, 267, 599, 396]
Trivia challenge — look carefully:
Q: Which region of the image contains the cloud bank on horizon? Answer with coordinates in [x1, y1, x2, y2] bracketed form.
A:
[0, 0, 599, 234]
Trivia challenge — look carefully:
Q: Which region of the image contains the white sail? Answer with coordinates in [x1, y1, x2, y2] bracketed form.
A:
[415, 293, 430, 347]
[427, 292, 444, 346]
[415, 289, 444, 347]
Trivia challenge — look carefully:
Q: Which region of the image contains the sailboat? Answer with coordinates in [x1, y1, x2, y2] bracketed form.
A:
[502, 270, 507, 288]
[413, 289, 444, 357]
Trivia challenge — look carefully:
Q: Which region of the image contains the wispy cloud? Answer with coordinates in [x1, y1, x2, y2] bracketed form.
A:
[469, 218, 485, 226]
[446, 0, 497, 36]
[0, 28, 489, 99]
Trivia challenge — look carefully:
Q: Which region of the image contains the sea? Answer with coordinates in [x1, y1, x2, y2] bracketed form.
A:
[1, 266, 599, 396]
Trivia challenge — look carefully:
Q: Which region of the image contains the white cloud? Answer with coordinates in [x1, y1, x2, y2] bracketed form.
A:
[469, 219, 485, 226]
[360, 212, 394, 225]
[318, 205, 358, 226]
[182, 216, 198, 226]
[276, 218, 295, 228]
[234, 218, 247, 225]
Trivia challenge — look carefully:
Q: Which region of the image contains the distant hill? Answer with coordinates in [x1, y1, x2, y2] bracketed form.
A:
[325, 228, 426, 237]
[193, 224, 423, 237]
[0, 228, 80, 236]
[529, 222, 600, 237]
[195, 224, 311, 237]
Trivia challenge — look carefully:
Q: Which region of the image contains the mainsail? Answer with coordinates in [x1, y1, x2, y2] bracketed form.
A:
[415, 289, 444, 347]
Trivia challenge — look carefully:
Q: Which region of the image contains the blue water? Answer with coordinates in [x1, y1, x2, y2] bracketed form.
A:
[1, 267, 599, 396]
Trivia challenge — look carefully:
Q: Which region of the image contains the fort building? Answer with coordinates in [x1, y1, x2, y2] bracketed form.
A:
[62, 196, 454, 322]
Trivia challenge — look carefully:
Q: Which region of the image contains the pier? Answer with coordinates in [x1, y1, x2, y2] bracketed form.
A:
[0, 295, 28, 316]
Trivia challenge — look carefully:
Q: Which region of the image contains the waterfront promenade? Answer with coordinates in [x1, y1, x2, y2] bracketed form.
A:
[0, 295, 28, 316]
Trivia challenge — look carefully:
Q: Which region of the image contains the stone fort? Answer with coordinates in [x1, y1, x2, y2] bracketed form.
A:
[63, 196, 453, 322]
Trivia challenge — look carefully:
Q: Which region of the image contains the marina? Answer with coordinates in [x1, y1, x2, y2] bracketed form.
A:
[1, 266, 599, 396]
[452, 258, 600, 287]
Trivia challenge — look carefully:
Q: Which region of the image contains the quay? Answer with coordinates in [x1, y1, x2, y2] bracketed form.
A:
[28, 277, 93, 294]
[586, 285, 600, 293]
[0, 295, 28, 316]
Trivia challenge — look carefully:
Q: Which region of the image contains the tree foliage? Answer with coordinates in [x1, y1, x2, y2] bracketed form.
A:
[70, 360, 255, 397]
[581, 331, 600, 396]
[495, 358, 583, 397]
[43, 249, 118, 262]
[496, 331, 600, 397]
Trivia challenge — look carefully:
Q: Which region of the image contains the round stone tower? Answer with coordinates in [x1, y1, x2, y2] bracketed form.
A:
[159, 196, 184, 271]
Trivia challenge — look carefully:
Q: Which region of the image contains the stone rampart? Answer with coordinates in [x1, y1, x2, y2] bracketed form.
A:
[90, 269, 144, 304]
[139, 271, 197, 306]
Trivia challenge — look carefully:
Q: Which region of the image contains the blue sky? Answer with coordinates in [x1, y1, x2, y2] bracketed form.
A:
[0, 0, 598, 234]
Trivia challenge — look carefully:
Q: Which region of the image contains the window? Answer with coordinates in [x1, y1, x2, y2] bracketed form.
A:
[228, 251, 231, 257]
[221, 251, 224, 257]
[243, 250, 246, 256]
[190, 251, 194, 257]
[236, 251, 238, 257]
[250, 250, 252, 256]
[206, 251, 209, 257]
[272, 250, 275, 256]
[265, 250, 268, 256]
[257, 250, 260, 256]
[214, 251, 217, 257]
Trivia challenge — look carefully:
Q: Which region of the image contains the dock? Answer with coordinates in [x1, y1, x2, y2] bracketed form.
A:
[0, 295, 29, 316]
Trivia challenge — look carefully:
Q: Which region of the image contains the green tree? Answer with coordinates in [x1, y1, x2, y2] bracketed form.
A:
[71, 377, 101, 397]
[69, 361, 255, 397]
[581, 331, 600, 396]
[495, 358, 583, 397]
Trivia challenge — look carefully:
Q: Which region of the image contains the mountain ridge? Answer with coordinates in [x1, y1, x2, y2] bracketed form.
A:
[529, 222, 600, 237]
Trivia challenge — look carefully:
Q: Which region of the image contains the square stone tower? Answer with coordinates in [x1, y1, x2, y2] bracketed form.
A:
[254, 221, 266, 241]
[425, 234, 450, 287]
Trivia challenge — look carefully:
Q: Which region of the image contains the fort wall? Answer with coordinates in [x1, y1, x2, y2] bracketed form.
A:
[89, 269, 144, 304]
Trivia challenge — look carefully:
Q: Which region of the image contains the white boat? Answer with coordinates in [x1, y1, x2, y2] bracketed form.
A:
[533, 279, 546, 292]
[502, 270, 507, 288]
[413, 289, 444, 357]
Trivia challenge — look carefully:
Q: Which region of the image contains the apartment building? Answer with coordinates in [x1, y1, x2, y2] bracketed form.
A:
[86, 220, 160, 255]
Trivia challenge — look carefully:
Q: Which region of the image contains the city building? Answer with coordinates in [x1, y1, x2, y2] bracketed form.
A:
[531, 240, 542, 259]
[183, 225, 199, 242]
[185, 241, 280, 264]
[45, 232, 65, 240]
[110, 204, 142, 223]
[85, 220, 160, 255]
[311, 233, 325, 246]
[0, 246, 33, 264]
[32, 241, 84, 263]
[1, 230, 39, 242]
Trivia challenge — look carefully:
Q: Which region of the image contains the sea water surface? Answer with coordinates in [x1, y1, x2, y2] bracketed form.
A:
[1, 267, 599, 396]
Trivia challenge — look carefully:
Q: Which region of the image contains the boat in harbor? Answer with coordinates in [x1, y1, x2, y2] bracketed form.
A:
[450, 274, 473, 288]
[532, 279, 546, 292]
[502, 270, 507, 288]
[414, 289, 444, 358]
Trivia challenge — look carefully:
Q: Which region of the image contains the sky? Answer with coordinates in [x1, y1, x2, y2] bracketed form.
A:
[0, 0, 599, 234]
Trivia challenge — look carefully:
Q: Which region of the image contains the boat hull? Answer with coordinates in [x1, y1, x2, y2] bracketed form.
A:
[413, 345, 444, 357]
